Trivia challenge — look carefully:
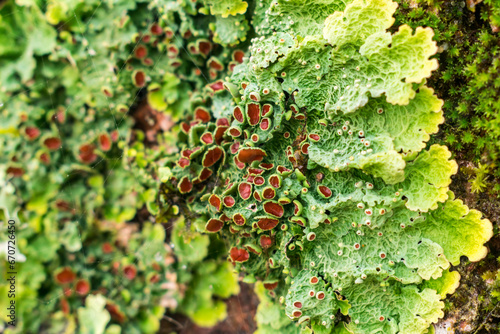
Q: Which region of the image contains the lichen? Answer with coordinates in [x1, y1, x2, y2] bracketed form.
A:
[162, 0, 493, 332]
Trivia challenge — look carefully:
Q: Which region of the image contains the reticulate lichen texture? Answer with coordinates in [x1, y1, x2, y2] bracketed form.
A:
[162, 0, 494, 332]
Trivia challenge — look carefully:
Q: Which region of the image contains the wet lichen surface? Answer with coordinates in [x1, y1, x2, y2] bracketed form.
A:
[160, 0, 499, 333]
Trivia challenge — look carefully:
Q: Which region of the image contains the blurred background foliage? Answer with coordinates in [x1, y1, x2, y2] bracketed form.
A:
[0, 0, 241, 332]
